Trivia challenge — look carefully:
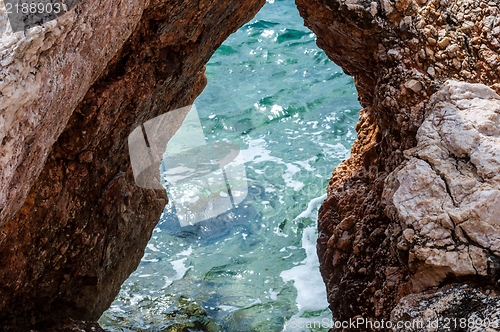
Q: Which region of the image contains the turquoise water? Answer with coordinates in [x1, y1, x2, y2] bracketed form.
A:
[100, 0, 360, 331]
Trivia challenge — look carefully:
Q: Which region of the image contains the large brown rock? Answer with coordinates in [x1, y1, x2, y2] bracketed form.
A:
[0, 0, 264, 330]
[296, 0, 500, 327]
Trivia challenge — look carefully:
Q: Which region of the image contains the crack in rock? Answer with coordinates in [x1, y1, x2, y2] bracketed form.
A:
[383, 80, 500, 291]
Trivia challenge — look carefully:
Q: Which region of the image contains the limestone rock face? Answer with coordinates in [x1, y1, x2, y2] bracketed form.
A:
[296, 0, 500, 323]
[0, 0, 264, 330]
[383, 81, 500, 292]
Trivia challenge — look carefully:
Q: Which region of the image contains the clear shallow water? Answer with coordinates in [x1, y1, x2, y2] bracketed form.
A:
[100, 0, 360, 331]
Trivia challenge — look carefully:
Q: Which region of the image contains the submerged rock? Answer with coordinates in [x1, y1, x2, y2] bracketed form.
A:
[296, 0, 500, 327]
[0, 0, 264, 330]
[31, 320, 106, 332]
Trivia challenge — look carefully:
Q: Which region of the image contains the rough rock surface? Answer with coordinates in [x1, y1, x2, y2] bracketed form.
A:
[391, 285, 500, 332]
[296, 0, 500, 326]
[0, 0, 264, 330]
[383, 81, 500, 293]
[1, 0, 145, 231]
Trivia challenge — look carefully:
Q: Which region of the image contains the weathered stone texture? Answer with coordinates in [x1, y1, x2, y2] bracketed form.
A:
[0, 0, 264, 330]
[296, 0, 500, 326]
[384, 81, 500, 293]
[391, 285, 500, 332]
[0, 0, 145, 228]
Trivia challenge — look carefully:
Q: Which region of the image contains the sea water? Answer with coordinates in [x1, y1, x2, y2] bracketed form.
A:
[99, 0, 360, 330]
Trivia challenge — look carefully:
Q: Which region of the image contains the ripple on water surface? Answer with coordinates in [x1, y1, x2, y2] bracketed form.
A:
[100, 0, 360, 331]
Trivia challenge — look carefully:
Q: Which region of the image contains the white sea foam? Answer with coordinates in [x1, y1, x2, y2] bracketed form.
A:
[319, 142, 350, 160]
[241, 137, 280, 164]
[282, 163, 304, 191]
[171, 258, 190, 280]
[261, 29, 275, 38]
[269, 288, 279, 300]
[293, 158, 316, 172]
[218, 305, 238, 312]
[248, 298, 262, 306]
[242, 137, 305, 191]
[178, 246, 193, 257]
[162, 257, 191, 289]
[281, 226, 329, 331]
[129, 294, 145, 306]
[140, 252, 159, 263]
[147, 244, 160, 252]
[294, 193, 326, 220]
[161, 247, 193, 288]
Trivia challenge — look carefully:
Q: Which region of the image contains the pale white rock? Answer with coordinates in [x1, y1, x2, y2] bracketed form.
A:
[370, 2, 378, 17]
[383, 80, 500, 292]
[404, 79, 423, 92]
[380, 0, 394, 15]
[427, 66, 435, 77]
[344, 0, 364, 10]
